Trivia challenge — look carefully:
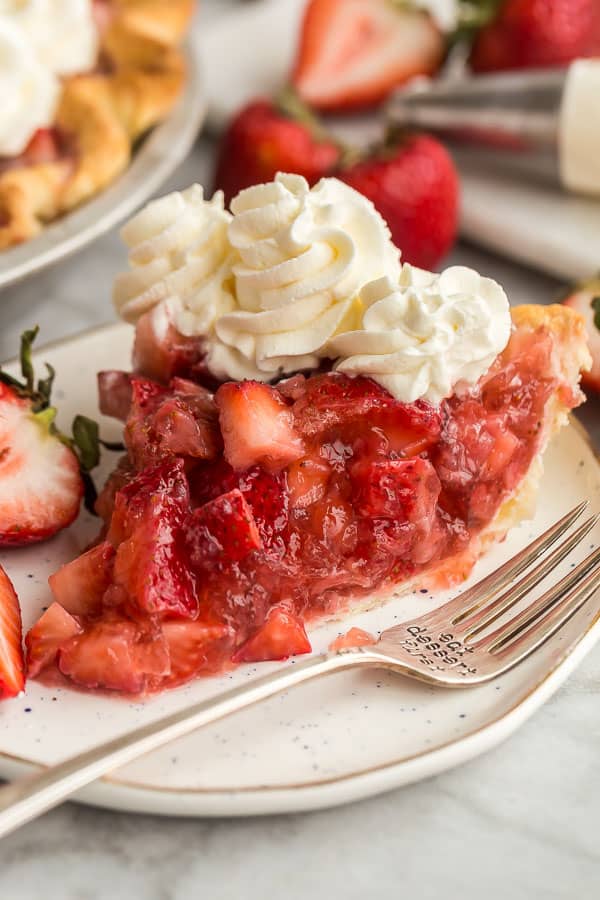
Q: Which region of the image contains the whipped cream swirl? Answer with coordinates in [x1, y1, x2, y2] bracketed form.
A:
[206, 173, 401, 381]
[113, 185, 237, 335]
[0, 17, 59, 156]
[4, 0, 98, 75]
[330, 264, 511, 404]
[0, 0, 98, 156]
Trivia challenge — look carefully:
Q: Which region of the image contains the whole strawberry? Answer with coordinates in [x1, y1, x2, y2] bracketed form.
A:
[214, 99, 340, 206]
[339, 134, 459, 271]
[470, 0, 600, 72]
[292, 0, 445, 112]
[0, 328, 101, 545]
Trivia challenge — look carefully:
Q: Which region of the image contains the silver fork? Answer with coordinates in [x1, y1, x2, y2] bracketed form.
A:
[0, 501, 598, 838]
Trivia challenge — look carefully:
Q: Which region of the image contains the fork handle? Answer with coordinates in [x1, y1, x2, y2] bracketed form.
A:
[0, 649, 377, 838]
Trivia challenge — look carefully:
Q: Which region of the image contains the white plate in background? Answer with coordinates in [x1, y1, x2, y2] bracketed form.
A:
[0, 323, 598, 817]
[0, 41, 206, 291]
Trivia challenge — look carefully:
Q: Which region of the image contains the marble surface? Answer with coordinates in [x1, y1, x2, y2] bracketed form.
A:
[0, 2, 599, 897]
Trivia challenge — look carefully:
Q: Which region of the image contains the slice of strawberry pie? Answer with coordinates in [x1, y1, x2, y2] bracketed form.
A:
[28, 304, 589, 694]
[26, 177, 592, 695]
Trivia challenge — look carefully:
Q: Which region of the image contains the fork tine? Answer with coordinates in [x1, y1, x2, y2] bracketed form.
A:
[472, 546, 600, 653]
[451, 501, 588, 626]
[463, 514, 599, 639]
[487, 560, 600, 665]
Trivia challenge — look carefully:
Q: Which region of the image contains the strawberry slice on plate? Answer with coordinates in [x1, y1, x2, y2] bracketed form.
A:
[563, 280, 600, 393]
[292, 0, 445, 112]
[25, 602, 82, 679]
[0, 565, 25, 698]
[0, 329, 94, 545]
[233, 608, 312, 663]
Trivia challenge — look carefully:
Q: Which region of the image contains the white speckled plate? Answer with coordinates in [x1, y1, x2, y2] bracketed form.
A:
[0, 324, 598, 817]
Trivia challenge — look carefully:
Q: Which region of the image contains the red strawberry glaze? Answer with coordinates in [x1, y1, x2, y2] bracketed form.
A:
[28, 324, 582, 695]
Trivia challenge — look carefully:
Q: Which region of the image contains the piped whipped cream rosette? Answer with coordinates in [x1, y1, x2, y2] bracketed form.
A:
[329, 263, 512, 404]
[113, 185, 238, 336]
[206, 173, 401, 381]
[114, 173, 511, 401]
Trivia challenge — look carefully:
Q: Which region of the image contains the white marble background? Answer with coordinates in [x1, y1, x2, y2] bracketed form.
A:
[0, 2, 598, 897]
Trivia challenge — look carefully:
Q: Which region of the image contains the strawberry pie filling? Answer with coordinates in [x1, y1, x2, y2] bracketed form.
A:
[25, 321, 578, 695]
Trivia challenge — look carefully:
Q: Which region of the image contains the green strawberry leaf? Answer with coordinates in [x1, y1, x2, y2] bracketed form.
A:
[20, 326, 39, 394]
[71, 415, 101, 472]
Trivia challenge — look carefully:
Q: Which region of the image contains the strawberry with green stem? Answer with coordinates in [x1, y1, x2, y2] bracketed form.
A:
[0, 327, 105, 545]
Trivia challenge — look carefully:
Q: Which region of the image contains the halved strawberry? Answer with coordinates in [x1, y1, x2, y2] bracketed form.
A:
[0, 382, 83, 545]
[292, 0, 445, 112]
[25, 602, 82, 678]
[49, 541, 115, 616]
[233, 608, 312, 663]
[58, 616, 170, 693]
[0, 565, 25, 698]
[563, 281, 600, 393]
[0, 328, 105, 545]
[188, 489, 262, 565]
[160, 620, 234, 688]
[216, 381, 304, 471]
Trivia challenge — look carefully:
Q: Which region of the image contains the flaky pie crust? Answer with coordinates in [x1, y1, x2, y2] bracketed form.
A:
[0, 0, 195, 249]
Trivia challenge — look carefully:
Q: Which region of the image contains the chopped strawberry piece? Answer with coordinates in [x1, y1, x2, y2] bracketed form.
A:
[160, 620, 234, 687]
[188, 489, 262, 564]
[133, 304, 205, 384]
[291, 373, 441, 447]
[216, 381, 304, 471]
[59, 617, 170, 693]
[233, 608, 312, 663]
[0, 565, 25, 698]
[25, 602, 82, 678]
[94, 454, 135, 524]
[353, 458, 441, 528]
[329, 627, 376, 651]
[98, 370, 133, 421]
[111, 460, 198, 619]
[292, 0, 444, 112]
[22, 127, 61, 166]
[0, 383, 83, 546]
[48, 541, 115, 616]
[125, 376, 220, 469]
[287, 456, 331, 509]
